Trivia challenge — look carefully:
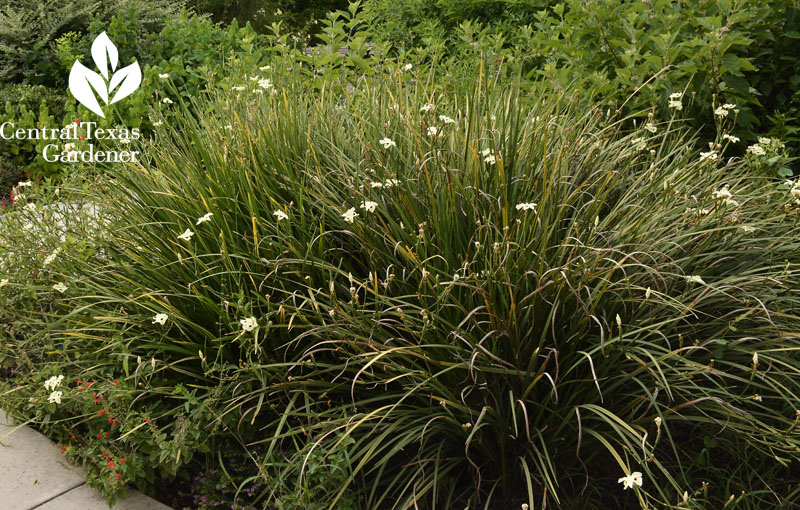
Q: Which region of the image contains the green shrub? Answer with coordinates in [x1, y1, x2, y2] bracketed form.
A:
[2, 67, 800, 508]
[0, 0, 98, 85]
[363, 0, 538, 50]
[0, 0, 186, 86]
[525, 1, 799, 142]
[0, 84, 71, 183]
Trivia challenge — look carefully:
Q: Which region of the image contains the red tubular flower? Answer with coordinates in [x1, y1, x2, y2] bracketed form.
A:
[107, 461, 114, 469]
[99, 409, 104, 416]
[116, 473, 122, 479]
[96, 433, 101, 439]
[120, 459, 125, 464]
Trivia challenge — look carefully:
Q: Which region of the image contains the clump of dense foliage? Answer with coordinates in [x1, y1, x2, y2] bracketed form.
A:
[0, 84, 73, 186]
[0, 0, 186, 85]
[2, 65, 800, 508]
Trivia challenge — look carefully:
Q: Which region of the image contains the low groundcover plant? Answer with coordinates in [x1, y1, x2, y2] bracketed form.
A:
[1, 72, 800, 509]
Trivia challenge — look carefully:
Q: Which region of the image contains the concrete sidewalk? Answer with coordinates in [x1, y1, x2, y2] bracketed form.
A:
[0, 410, 173, 510]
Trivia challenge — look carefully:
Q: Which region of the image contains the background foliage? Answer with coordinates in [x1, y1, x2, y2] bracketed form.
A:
[188, 0, 350, 35]
[0, 0, 186, 85]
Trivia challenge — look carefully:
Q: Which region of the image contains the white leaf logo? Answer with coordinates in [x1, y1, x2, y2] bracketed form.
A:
[109, 63, 142, 104]
[91, 32, 118, 80]
[68, 32, 142, 118]
[68, 62, 107, 118]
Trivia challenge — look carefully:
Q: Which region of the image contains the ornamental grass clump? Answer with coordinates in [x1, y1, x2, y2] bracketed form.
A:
[2, 73, 800, 508]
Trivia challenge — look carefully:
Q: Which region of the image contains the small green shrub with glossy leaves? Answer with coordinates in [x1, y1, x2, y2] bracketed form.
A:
[0, 84, 70, 183]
